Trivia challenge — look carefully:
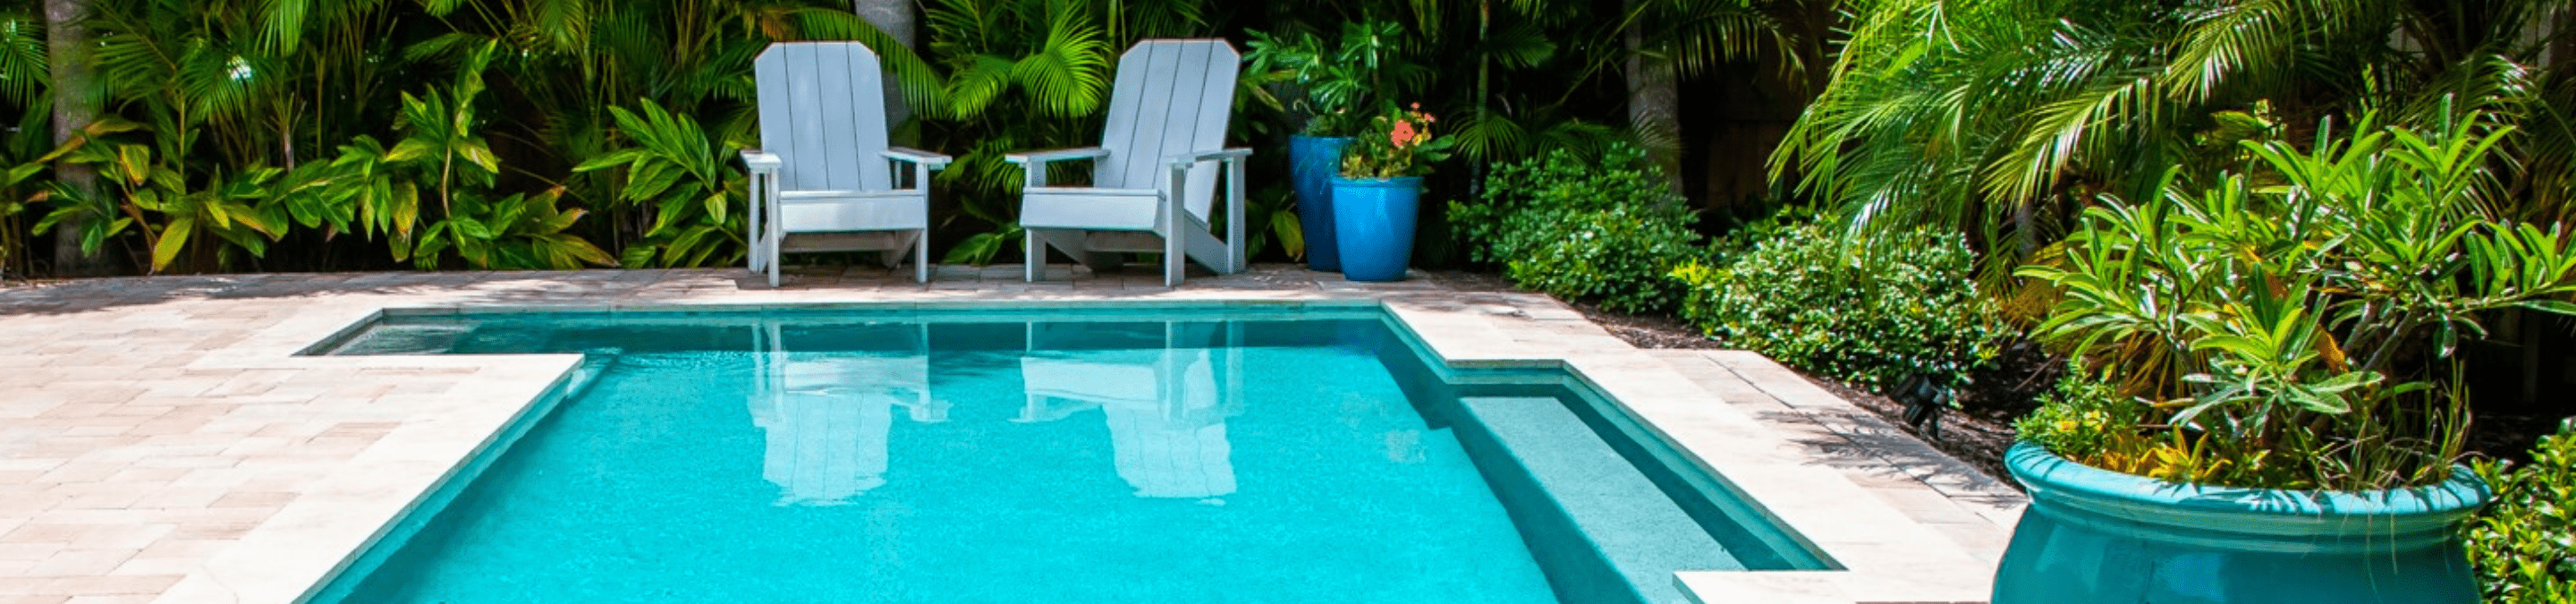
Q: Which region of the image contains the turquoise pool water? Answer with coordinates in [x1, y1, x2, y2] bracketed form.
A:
[311, 306, 1823, 604]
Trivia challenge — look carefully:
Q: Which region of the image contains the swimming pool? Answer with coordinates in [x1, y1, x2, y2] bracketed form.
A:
[306, 304, 1827, 603]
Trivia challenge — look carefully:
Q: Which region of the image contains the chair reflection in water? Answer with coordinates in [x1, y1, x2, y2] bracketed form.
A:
[1016, 321, 1247, 501]
[749, 322, 945, 506]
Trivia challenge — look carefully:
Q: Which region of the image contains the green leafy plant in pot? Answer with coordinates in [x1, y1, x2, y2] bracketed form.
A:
[2003, 110, 2576, 604]
[1330, 105, 1450, 282]
[1245, 21, 1427, 272]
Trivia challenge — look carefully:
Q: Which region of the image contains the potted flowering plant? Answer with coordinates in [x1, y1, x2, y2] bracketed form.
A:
[1997, 113, 2576, 604]
[1245, 21, 1425, 272]
[1329, 104, 1451, 282]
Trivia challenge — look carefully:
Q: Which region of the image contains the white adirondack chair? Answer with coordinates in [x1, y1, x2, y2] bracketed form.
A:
[1007, 39, 1250, 286]
[741, 42, 951, 287]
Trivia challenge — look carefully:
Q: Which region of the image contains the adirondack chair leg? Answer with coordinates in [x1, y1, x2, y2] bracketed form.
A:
[1165, 166, 1187, 287]
[1225, 157, 1247, 274]
[746, 170, 767, 274]
[1025, 229, 1045, 282]
[914, 227, 930, 284]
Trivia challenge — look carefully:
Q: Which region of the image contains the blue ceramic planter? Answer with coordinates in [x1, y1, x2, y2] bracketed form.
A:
[1289, 136, 1352, 272]
[1328, 175, 1420, 282]
[1994, 441, 2489, 604]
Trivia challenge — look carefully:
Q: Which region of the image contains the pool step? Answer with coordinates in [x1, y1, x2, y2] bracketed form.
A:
[1456, 396, 1741, 604]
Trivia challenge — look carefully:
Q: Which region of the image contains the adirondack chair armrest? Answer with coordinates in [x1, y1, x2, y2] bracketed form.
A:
[740, 149, 784, 173]
[883, 148, 953, 168]
[1164, 148, 1253, 168]
[1003, 148, 1109, 166]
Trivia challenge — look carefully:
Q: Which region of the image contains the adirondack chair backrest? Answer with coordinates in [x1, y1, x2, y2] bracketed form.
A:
[753, 42, 894, 192]
[1094, 39, 1239, 222]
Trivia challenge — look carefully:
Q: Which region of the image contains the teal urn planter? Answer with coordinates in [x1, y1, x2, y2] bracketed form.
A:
[1288, 135, 1352, 272]
[1994, 441, 2491, 604]
[1327, 175, 1420, 282]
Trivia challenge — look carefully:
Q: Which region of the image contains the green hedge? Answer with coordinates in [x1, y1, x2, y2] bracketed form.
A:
[1670, 224, 2009, 390]
[1452, 144, 1700, 314]
[2469, 422, 2576, 604]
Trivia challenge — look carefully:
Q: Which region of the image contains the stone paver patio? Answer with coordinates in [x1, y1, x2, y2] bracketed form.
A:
[0, 265, 2024, 604]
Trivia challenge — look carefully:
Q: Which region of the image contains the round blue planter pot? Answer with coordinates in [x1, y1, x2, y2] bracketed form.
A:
[1994, 441, 2489, 604]
[1328, 175, 1420, 282]
[1289, 136, 1352, 272]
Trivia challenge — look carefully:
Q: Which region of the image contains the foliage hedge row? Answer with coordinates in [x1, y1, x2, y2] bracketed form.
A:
[2469, 423, 2576, 604]
[1670, 221, 2009, 391]
[1453, 144, 1699, 314]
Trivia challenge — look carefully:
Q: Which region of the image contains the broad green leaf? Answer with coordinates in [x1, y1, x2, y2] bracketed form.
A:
[227, 203, 281, 237]
[627, 160, 683, 202]
[545, 234, 618, 267]
[456, 142, 501, 176]
[451, 217, 496, 241]
[386, 139, 435, 164]
[114, 145, 152, 187]
[151, 214, 196, 273]
[619, 242, 660, 268]
[649, 196, 689, 237]
[1270, 208, 1302, 259]
[537, 205, 586, 234]
[572, 149, 647, 173]
[391, 184, 420, 236]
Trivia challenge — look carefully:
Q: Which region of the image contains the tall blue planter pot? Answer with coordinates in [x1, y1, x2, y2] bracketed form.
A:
[1289, 136, 1352, 271]
[1994, 441, 2490, 604]
[1328, 175, 1420, 282]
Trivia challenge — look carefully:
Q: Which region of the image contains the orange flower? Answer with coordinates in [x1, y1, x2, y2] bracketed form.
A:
[1390, 120, 1416, 147]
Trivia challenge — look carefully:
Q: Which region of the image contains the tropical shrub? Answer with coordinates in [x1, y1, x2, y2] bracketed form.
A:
[1243, 20, 1430, 136]
[2015, 114, 2576, 490]
[2012, 373, 2146, 461]
[1671, 223, 2006, 390]
[1454, 144, 1698, 313]
[1506, 207, 1703, 314]
[2466, 421, 2576, 604]
[574, 100, 749, 268]
[34, 118, 292, 273]
[1774, 0, 2576, 272]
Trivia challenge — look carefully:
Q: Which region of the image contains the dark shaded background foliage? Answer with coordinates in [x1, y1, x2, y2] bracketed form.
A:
[0, 0, 1805, 276]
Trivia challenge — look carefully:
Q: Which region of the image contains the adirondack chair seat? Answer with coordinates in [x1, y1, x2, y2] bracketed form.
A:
[743, 43, 950, 287]
[775, 189, 928, 232]
[1009, 40, 1252, 286]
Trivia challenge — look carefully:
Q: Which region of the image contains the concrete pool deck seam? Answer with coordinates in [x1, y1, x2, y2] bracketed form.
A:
[0, 265, 2023, 604]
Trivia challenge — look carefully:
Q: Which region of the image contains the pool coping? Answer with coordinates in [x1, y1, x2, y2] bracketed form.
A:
[0, 267, 2015, 604]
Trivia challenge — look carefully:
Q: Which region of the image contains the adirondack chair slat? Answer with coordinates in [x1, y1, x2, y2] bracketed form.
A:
[1190, 41, 1236, 220]
[1112, 43, 1183, 191]
[1014, 39, 1248, 287]
[817, 47, 863, 191]
[1126, 43, 1192, 212]
[745, 42, 949, 286]
[1094, 45, 1156, 188]
[755, 51, 793, 169]
[1166, 41, 1225, 221]
[779, 45, 822, 191]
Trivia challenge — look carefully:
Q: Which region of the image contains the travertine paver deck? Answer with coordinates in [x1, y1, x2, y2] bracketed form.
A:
[0, 265, 2022, 604]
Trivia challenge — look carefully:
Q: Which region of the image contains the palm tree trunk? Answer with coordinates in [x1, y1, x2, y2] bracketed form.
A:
[1623, 0, 1684, 200]
[46, 0, 106, 276]
[2551, 4, 2573, 82]
[852, 0, 918, 142]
